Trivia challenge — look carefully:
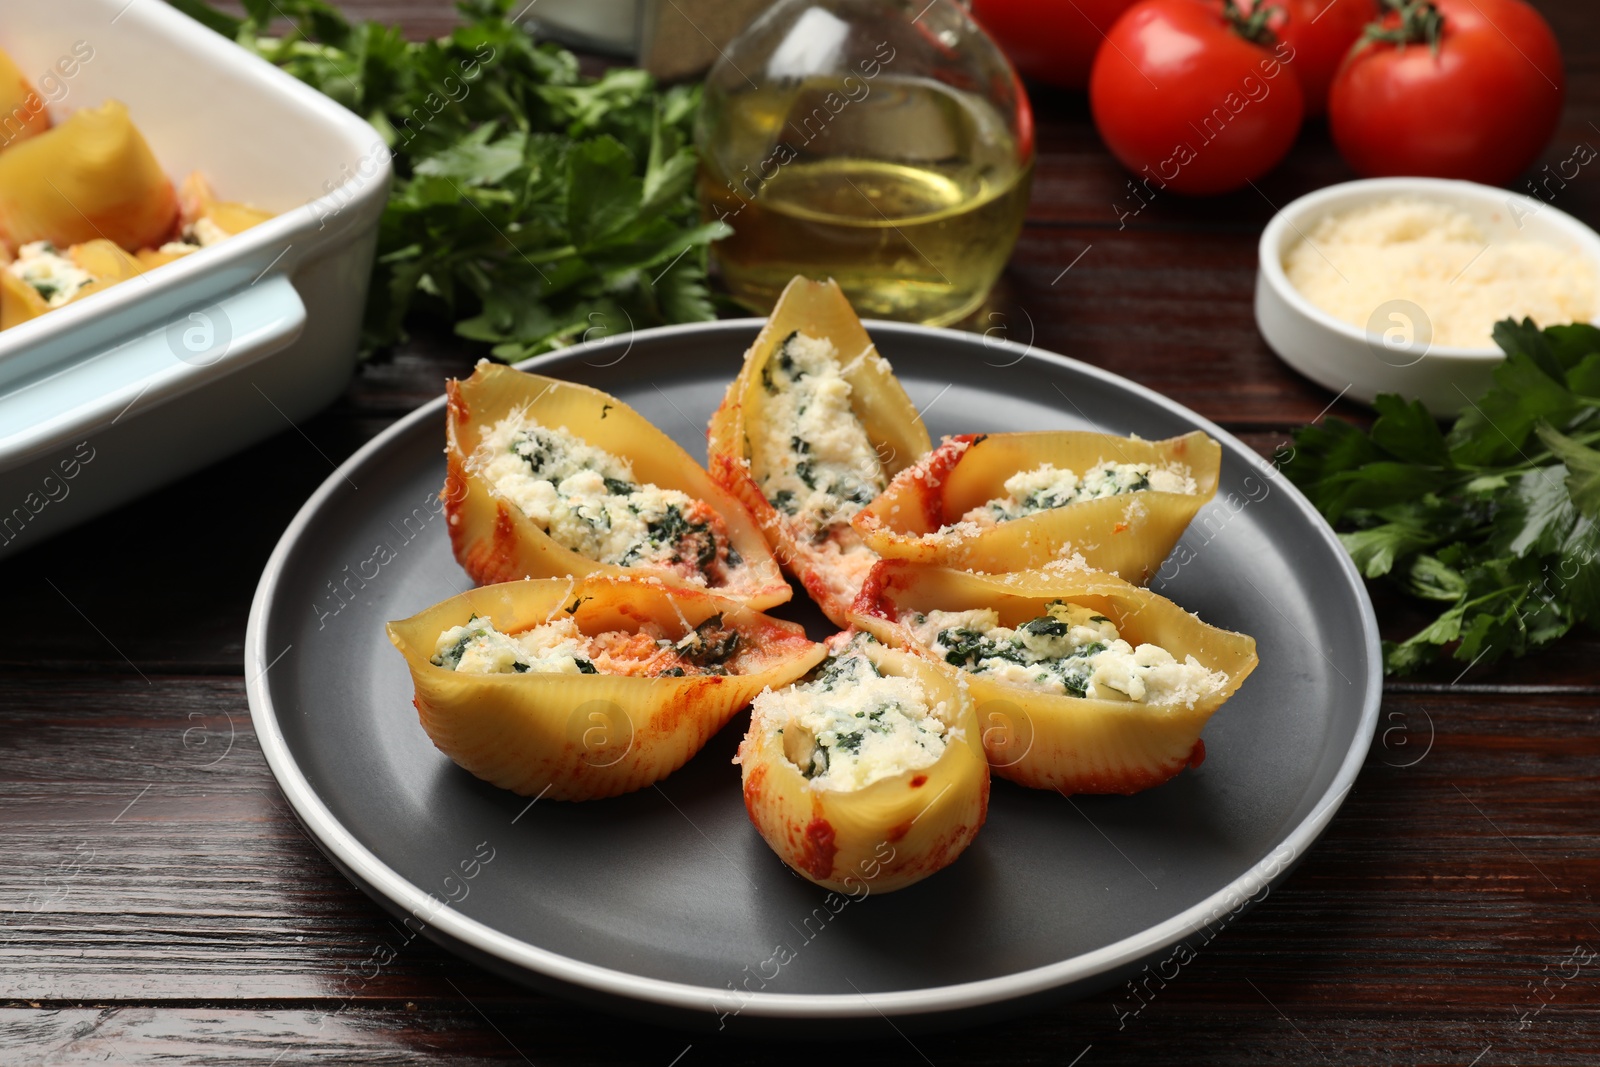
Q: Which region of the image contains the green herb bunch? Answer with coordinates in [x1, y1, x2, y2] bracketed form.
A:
[174, 0, 729, 357]
[1288, 320, 1600, 675]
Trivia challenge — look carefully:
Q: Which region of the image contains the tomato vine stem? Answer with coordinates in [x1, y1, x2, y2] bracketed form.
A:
[1221, 0, 1282, 47]
[1357, 0, 1445, 57]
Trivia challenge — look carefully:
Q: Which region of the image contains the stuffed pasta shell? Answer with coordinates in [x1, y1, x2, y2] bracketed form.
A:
[852, 562, 1257, 796]
[388, 575, 826, 801]
[0, 101, 177, 252]
[444, 362, 790, 609]
[707, 276, 931, 627]
[738, 632, 988, 894]
[0, 239, 143, 329]
[138, 172, 276, 269]
[854, 431, 1220, 583]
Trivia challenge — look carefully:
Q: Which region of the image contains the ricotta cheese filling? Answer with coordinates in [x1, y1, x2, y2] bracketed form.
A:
[474, 413, 736, 582]
[433, 615, 597, 675]
[190, 216, 231, 247]
[904, 601, 1226, 706]
[159, 217, 230, 258]
[7, 242, 95, 308]
[757, 636, 948, 792]
[963, 459, 1196, 527]
[751, 331, 887, 534]
[432, 613, 742, 677]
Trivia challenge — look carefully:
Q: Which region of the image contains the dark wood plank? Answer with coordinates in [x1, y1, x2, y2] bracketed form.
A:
[3, 680, 1597, 1031]
[5, 1005, 1600, 1066]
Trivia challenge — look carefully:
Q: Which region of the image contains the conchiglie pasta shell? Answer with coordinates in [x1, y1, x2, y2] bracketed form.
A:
[0, 240, 147, 329]
[0, 270, 47, 329]
[69, 239, 145, 285]
[707, 276, 931, 626]
[444, 362, 789, 609]
[0, 101, 176, 251]
[851, 562, 1258, 796]
[388, 575, 826, 801]
[136, 247, 190, 270]
[179, 171, 273, 235]
[854, 431, 1221, 583]
[738, 637, 988, 893]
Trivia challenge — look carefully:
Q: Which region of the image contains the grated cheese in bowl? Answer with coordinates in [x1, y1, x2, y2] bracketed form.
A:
[1282, 196, 1598, 349]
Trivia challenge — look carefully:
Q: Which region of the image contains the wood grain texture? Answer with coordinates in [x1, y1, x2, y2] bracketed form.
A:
[0, 0, 1596, 1062]
[2, 679, 1598, 1062]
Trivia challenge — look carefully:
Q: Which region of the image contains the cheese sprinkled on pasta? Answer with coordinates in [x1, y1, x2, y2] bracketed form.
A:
[754, 636, 948, 792]
[905, 602, 1226, 706]
[473, 413, 729, 581]
[751, 331, 886, 532]
[962, 459, 1196, 527]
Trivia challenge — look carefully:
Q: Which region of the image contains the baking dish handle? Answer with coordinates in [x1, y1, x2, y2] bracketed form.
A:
[0, 273, 307, 462]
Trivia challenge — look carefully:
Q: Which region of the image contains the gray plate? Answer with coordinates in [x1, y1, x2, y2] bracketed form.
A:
[245, 320, 1381, 1033]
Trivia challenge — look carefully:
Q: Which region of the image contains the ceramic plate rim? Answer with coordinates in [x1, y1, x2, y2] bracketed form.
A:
[244, 317, 1382, 1020]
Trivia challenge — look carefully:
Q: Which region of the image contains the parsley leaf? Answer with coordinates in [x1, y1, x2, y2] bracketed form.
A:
[180, 0, 729, 357]
[1289, 318, 1600, 675]
[1535, 424, 1600, 521]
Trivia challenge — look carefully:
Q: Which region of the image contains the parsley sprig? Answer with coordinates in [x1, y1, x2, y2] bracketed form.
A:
[1287, 319, 1600, 675]
[174, 0, 728, 357]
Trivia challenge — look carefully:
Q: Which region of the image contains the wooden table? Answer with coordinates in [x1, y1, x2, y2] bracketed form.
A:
[4, 2, 1598, 1062]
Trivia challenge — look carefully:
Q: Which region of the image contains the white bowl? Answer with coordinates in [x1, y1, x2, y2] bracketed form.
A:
[0, 0, 389, 559]
[1254, 177, 1600, 417]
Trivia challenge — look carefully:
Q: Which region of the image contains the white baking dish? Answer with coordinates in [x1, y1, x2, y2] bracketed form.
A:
[0, 0, 389, 558]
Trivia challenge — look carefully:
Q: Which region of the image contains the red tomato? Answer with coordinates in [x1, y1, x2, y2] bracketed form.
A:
[1329, 0, 1564, 186]
[1089, 0, 1305, 196]
[969, 0, 1141, 90]
[1241, 0, 1378, 116]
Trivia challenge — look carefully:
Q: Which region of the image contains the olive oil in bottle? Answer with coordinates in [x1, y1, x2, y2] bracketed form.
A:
[698, 74, 1032, 327]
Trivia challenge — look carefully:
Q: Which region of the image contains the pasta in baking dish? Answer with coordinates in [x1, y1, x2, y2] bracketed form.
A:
[851, 561, 1258, 795]
[388, 575, 825, 801]
[854, 430, 1220, 583]
[707, 276, 931, 626]
[443, 361, 789, 609]
[0, 74, 274, 330]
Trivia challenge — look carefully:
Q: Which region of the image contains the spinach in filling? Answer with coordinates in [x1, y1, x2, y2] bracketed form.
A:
[624, 503, 719, 570]
[766, 636, 946, 787]
[930, 601, 1113, 698]
[751, 331, 886, 528]
[675, 613, 741, 672]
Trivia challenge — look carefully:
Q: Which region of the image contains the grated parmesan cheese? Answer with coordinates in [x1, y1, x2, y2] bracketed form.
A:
[1283, 197, 1597, 349]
